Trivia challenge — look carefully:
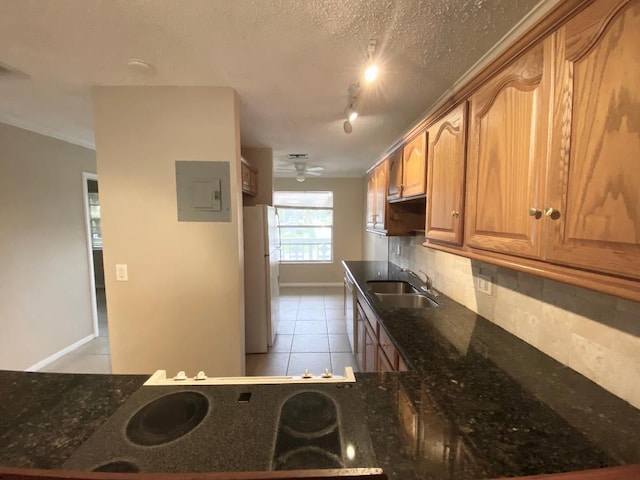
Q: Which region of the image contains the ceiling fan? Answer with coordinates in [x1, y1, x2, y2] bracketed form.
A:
[275, 161, 324, 182]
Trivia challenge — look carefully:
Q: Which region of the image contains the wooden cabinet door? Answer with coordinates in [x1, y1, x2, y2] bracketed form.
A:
[402, 131, 427, 198]
[426, 103, 467, 245]
[544, 0, 640, 280]
[387, 149, 403, 201]
[241, 162, 251, 192]
[377, 346, 394, 372]
[374, 161, 388, 230]
[465, 41, 551, 258]
[249, 169, 258, 195]
[366, 171, 376, 229]
[363, 320, 377, 372]
[355, 305, 366, 371]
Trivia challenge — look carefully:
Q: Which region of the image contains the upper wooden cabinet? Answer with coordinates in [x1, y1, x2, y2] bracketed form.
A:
[544, 0, 640, 280]
[240, 158, 258, 196]
[401, 131, 428, 198]
[366, 171, 376, 229]
[465, 41, 551, 259]
[373, 161, 388, 231]
[366, 162, 387, 232]
[386, 149, 403, 201]
[425, 103, 467, 245]
[366, 160, 416, 235]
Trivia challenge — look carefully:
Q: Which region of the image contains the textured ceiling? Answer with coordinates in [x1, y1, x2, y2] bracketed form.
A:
[0, 0, 548, 177]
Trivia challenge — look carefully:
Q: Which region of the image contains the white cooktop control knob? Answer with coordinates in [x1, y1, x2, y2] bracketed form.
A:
[321, 369, 333, 378]
[302, 369, 313, 378]
[174, 370, 188, 381]
[194, 371, 207, 381]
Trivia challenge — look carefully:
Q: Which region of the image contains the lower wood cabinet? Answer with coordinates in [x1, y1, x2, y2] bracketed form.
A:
[355, 292, 407, 372]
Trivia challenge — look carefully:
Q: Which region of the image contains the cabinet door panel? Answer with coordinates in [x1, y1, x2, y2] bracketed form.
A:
[366, 172, 376, 229]
[402, 131, 427, 198]
[546, 0, 640, 279]
[374, 162, 388, 230]
[387, 150, 403, 201]
[364, 321, 377, 372]
[426, 103, 467, 245]
[466, 42, 550, 258]
[377, 346, 394, 372]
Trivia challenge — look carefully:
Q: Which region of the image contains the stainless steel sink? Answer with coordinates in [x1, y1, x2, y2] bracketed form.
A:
[367, 281, 418, 294]
[375, 293, 439, 308]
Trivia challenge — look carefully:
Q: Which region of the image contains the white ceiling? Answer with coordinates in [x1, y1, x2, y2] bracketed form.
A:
[0, 0, 547, 177]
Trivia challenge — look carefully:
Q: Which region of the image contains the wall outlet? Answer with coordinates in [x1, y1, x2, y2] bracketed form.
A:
[476, 273, 492, 295]
[116, 264, 128, 281]
[396, 244, 401, 255]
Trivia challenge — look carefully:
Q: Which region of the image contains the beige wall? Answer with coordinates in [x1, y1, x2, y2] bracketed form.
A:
[0, 122, 96, 370]
[275, 177, 363, 285]
[93, 86, 245, 376]
[241, 147, 273, 206]
[389, 235, 640, 409]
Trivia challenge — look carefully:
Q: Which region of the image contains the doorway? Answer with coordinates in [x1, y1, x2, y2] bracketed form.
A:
[82, 172, 108, 337]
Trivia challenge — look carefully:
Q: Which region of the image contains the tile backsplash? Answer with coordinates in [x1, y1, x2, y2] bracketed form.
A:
[388, 235, 640, 410]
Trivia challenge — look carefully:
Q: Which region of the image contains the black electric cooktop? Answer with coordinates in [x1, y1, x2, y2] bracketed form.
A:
[62, 382, 377, 473]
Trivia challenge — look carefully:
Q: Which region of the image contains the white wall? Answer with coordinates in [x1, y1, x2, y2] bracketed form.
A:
[93, 86, 245, 375]
[389, 235, 640, 409]
[275, 177, 363, 285]
[0, 123, 96, 370]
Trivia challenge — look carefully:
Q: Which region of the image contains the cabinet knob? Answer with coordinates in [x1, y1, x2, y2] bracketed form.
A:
[528, 208, 541, 217]
[544, 207, 559, 218]
[451, 210, 460, 217]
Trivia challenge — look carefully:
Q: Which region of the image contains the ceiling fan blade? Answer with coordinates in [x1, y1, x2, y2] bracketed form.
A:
[306, 166, 324, 172]
[306, 171, 322, 176]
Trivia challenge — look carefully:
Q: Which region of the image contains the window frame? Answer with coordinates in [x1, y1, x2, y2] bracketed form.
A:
[275, 191, 334, 265]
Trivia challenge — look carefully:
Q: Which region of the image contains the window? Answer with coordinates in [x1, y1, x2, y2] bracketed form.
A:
[88, 192, 102, 249]
[274, 191, 333, 263]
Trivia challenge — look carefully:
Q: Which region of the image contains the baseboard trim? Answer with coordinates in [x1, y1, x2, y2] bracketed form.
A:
[280, 282, 343, 287]
[25, 333, 97, 372]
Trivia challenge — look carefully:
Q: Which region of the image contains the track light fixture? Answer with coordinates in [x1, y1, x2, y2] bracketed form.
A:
[364, 40, 378, 83]
[341, 39, 379, 134]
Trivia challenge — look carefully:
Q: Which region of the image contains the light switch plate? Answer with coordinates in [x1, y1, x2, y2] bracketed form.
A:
[115, 264, 128, 281]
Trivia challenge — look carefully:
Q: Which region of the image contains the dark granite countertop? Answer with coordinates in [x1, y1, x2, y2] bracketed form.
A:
[0, 261, 639, 478]
[343, 261, 640, 478]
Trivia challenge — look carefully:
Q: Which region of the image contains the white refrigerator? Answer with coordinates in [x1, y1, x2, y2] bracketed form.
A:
[243, 205, 280, 353]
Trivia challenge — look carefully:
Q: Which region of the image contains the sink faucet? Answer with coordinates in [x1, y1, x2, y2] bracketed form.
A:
[401, 267, 438, 297]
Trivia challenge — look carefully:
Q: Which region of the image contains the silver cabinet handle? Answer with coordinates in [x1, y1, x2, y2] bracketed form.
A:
[544, 207, 558, 217]
[451, 210, 460, 217]
[529, 208, 541, 216]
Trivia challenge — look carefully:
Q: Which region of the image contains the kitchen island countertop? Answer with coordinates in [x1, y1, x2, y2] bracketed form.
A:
[0, 261, 639, 479]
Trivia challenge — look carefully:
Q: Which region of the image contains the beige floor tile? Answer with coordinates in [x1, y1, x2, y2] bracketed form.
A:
[73, 337, 111, 355]
[325, 309, 346, 321]
[287, 353, 332, 376]
[277, 321, 295, 334]
[324, 298, 344, 308]
[269, 334, 293, 353]
[291, 334, 330, 353]
[331, 353, 359, 374]
[294, 321, 327, 334]
[299, 299, 326, 309]
[329, 334, 351, 353]
[42, 354, 111, 374]
[246, 353, 289, 376]
[327, 319, 347, 334]
[297, 309, 326, 321]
